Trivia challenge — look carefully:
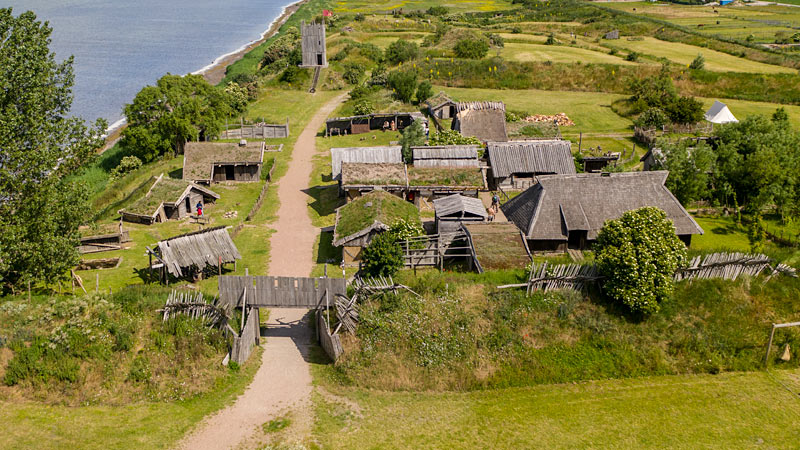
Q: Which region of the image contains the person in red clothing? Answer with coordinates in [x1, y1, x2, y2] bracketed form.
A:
[196, 201, 203, 217]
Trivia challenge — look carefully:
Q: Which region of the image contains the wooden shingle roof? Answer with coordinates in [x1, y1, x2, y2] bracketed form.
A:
[412, 145, 480, 168]
[330, 146, 402, 180]
[433, 194, 487, 219]
[487, 140, 575, 178]
[156, 226, 241, 277]
[501, 171, 703, 241]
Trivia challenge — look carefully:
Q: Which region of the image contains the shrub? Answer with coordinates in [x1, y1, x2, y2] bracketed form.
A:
[388, 70, 418, 103]
[389, 219, 424, 241]
[595, 207, 687, 315]
[362, 232, 404, 277]
[634, 107, 669, 129]
[428, 129, 481, 146]
[416, 81, 433, 104]
[609, 48, 618, 56]
[279, 66, 305, 84]
[625, 51, 640, 62]
[354, 13, 365, 22]
[545, 34, 557, 45]
[511, 26, 523, 34]
[486, 33, 505, 48]
[343, 62, 365, 85]
[109, 156, 142, 181]
[349, 84, 374, 100]
[386, 39, 419, 65]
[127, 355, 151, 383]
[353, 98, 375, 116]
[400, 121, 426, 163]
[689, 54, 705, 70]
[359, 43, 384, 63]
[665, 96, 704, 124]
[369, 64, 388, 86]
[228, 361, 241, 372]
[427, 6, 448, 16]
[453, 39, 490, 59]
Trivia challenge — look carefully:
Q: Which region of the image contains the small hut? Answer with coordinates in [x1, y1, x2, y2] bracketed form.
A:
[300, 20, 327, 67]
[501, 171, 703, 252]
[340, 162, 407, 201]
[406, 166, 485, 206]
[411, 145, 480, 168]
[487, 140, 575, 190]
[119, 175, 219, 225]
[424, 92, 457, 119]
[331, 145, 402, 179]
[332, 191, 421, 266]
[325, 112, 426, 136]
[582, 154, 620, 173]
[183, 140, 267, 184]
[452, 102, 508, 143]
[147, 226, 241, 283]
[78, 222, 131, 254]
[433, 194, 487, 234]
[604, 30, 620, 40]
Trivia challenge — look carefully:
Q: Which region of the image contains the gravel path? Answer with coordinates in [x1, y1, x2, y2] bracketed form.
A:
[175, 94, 346, 449]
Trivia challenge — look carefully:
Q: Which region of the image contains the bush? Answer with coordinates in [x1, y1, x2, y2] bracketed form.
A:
[388, 70, 418, 103]
[343, 62, 365, 85]
[665, 96, 704, 124]
[545, 34, 557, 45]
[486, 33, 505, 48]
[127, 355, 151, 383]
[689, 54, 705, 70]
[353, 98, 375, 116]
[428, 129, 481, 146]
[511, 26, 523, 34]
[400, 121, 426, 163]
[595, 207, 687, 315]
[427, 6, 448, 16]
[389, 219, 424, 241]
[279, 66, 305, 84]
[362, 232, 404, 277]
[453, 39, 490, 59]
[386, 39, 419, 65]
[369, 64, 388, 86]
[634, 107, 669, 129]
[416, 81, 433, 104]
[109, 156, 142, 181]
[625, 51, 640, 62]
[354, 13, 365, 21]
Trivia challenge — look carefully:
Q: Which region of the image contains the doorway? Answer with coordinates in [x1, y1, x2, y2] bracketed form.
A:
[225, 165, 235, 180]
[317, 54, 323, 66]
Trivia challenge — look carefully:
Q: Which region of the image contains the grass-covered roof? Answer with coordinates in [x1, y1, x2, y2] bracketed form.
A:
[122, 176, 218, 216]
[407, 167, 484, 187]
[334, 190, 421, 245]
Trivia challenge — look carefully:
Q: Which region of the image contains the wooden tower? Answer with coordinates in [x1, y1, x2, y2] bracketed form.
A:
[300, 20, 327, 68]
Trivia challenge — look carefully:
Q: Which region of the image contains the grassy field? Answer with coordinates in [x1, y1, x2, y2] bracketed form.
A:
[330, 0, 513, 13]
[610, 36, 796, 74]
[500, 41, 637, 65]
[312, 368, 800, 448]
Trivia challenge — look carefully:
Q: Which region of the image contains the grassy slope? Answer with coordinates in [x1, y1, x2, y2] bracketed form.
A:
[313, 369, 800, 448]
[501, 41, 638, 66]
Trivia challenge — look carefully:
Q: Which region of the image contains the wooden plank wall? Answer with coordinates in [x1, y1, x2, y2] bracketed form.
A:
[231, 307, 260, 364]
[219, 276, 347, 308]
[317, 308, 343, 361]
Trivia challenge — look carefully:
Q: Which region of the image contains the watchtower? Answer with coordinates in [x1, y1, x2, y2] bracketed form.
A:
[300, 20, 327, 67]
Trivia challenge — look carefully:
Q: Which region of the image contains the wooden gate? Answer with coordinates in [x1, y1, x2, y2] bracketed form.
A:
[219, 275, 347, 308]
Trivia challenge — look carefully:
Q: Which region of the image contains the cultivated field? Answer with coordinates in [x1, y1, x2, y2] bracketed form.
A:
[500, 41, 637, 65]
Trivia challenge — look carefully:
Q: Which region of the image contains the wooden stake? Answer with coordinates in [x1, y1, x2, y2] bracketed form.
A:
[28, 280, 31, 303]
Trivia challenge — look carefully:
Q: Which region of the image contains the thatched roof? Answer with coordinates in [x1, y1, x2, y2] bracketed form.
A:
[412, 145, 480, 168]
[433, 194, 487, 219]
[333, 191, 421, 247]
[183, 141, 266, 182]
[501, 171, 703, 241]
[341, 163, 406, 187]
[331, 146, 402, 180]
[487, 140, 575, 178]
[407, 166, 484, 188]
[121, 175, 219, 217]
[454, 102, 508, 143]
[155, 226, 241, 277]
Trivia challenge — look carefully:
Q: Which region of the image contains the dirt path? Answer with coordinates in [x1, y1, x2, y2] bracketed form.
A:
[268, 93, 347, 277]
[176, 309, 313, 449]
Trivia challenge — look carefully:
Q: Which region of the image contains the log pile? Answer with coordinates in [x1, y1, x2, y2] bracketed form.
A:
[523, 113, 574, 126]
[223, 210, 238, 219]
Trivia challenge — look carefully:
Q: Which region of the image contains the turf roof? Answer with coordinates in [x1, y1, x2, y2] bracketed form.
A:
[334, 190, 421, 243]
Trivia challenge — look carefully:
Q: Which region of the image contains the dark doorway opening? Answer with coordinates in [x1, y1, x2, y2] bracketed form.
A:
[185, 196, 191, 213]
[317, 54, 323, 66]
[568, 230, 587, 250]
[225, 165, 235, 180]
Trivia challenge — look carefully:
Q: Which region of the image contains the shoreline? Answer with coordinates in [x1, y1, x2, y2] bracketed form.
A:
[101, 0, 307, 151]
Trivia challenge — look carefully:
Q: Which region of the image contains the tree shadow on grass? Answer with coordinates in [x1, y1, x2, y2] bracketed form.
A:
[304, 185, 344, 223]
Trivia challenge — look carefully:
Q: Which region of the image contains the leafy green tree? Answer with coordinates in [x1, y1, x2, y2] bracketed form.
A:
[0, 8, 106, 291]
[747, 214, 767, 253]
[453, 39, 489, 59]
[343, 62, 366, 84]
[634, 107, 669, 129]
[224, 82, 249, 114]
[400, 121, 426, 163]
[665, 96, 704, 124]
[386, 39, 419, 65]
[388, 70, 418, 103]
[772, 107, 789, 124]
[428, 129, 482, 146]
[109, 156, 143, 181]
[416, 81, 433, 104]
[353, 98, 375, 116]
[653, 138, 716, 205]
[628, 70, 678, 113]
[625, 51, 640, 62]
[595, 207, 688, 315]
[121, 74, 233, 161]
[362, 232, 404, 277]
[689, 54, 705, 70]
[545, 33, 557, 45]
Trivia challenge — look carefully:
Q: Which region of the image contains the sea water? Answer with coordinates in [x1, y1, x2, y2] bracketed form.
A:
[7, 0, 291, 128]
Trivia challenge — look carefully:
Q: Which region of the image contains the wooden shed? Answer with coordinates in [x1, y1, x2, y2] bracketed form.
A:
[501, 171, 704, 252]
[487, 140, 575, 190]
[326, 112, 427, 136]
[183, 140, 267, 184]
[424, 92, 457, 119]
[300, 20, 327, 67]
[604, 30, 620, 40]
[332, 191, 421, 266]
[147, 226, 241, 283]
[119, 175, 219, 225]
[411, 145, 481, 168]
[452, 102, 508, 143]
[433, 194, 487, 234]
[582, 154, 620, 173]
[331, 146, 403, 181]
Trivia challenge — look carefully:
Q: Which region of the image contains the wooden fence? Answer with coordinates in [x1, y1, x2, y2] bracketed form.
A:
[398, 232, 471, 271]
[316, 306, 343, 361]
[674, 252, 796, 281]
[221, 120, 289, 139]
[231, 306, 260, 365]
[219, 275, 347, 308]
[159, 290, 230, 329]
[245, 160, 277, 222]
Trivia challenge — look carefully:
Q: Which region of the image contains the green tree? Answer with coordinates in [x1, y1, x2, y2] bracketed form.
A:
[388, 70, 418, 103]
[224, 82, 249, 114]
[595, 207, 688, 315]
[453, 39, 489, 59]
[665, 96, 704, 124]
[653, 139, 716, 205]
[353, 98, 375, 116]
[416, 81, 433, 104]
[628, 70, 678, 113]
[634, 107, 669, 129]
[428, 129, 482, 146]
[747, 214, 767, 253]
[121, 74, 233, 161]
[386, 39, 419, 65]
[362, 232, 404, 277]
[689, 54, 705, 70]
[400, 121, 426, 163]
[343, 62, 365, 85]
[0, 8, 106, 291]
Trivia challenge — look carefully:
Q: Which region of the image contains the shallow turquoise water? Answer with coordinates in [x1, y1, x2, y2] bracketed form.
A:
[8, 0, 289, 125]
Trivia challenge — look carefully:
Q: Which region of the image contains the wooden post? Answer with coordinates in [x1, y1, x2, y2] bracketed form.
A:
[765, 324, 777, 365]
[578, 132, 582, 153]
[28, 280, 31, 303]
[95, 273, 99, 293]
[240, 287, 247, 332]
[219, 256, 222, 277]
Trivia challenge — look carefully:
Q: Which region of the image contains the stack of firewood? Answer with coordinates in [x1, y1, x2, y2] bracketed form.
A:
[523, 112, 575, 126]
[223, 210, 238, 219]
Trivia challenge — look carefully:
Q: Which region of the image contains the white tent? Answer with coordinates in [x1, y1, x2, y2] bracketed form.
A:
[705, 101, 738, 124]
